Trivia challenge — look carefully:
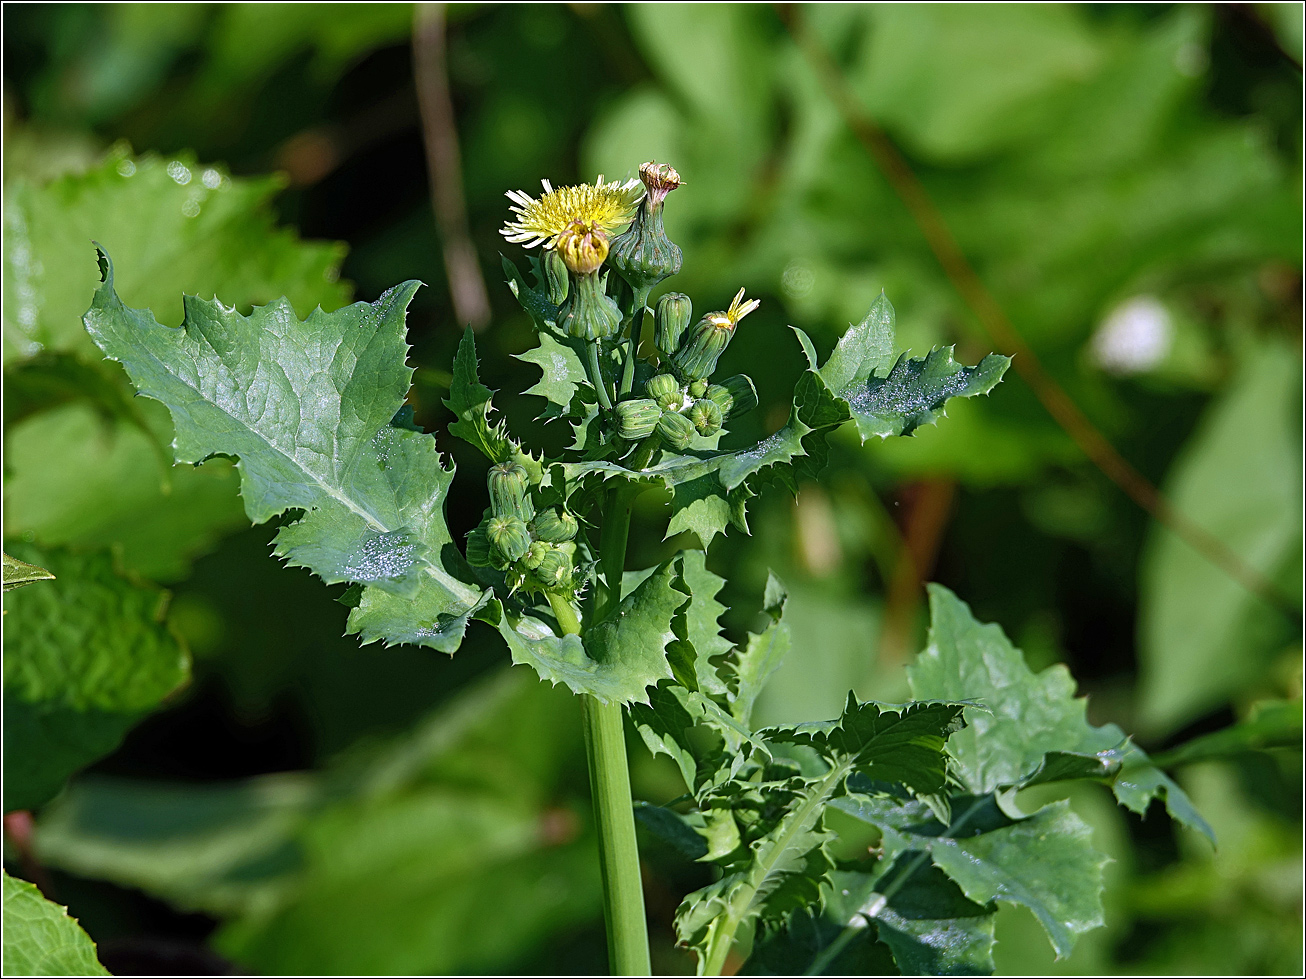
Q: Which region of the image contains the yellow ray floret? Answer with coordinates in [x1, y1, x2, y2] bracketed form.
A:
[501, 176, 644, 248]
[706, 288, 762, 330]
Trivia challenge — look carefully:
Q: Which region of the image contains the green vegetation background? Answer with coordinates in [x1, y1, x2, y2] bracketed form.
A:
[2, 3, 1301, 975]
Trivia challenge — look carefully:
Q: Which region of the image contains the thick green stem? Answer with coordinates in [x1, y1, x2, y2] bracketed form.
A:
[550, 505, 650, 975]
[582, 694, 650, 976]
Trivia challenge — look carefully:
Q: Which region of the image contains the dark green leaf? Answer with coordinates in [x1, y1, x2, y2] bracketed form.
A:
[3, 545, 190, 811]
[725, 573, 790, 728]
[446, 327, 513, 463]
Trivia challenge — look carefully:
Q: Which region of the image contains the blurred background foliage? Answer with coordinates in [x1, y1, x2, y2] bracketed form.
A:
[2, 3, 1301, 975]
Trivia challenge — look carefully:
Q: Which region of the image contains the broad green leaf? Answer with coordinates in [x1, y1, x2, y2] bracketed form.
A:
[880, 801, 1108, 960]
[726, 573, 791, 727]
[497, 559, 683, 704]
[4, 145, 348, 363]
[3, 545, 190, 811]
[33, 774, 318, 917]
[84, 250, 473, 617]
[445, 327, 513, 463]
[744, 864, 996, 976]
[1138, 342, 1302, 734]
[3, 399, 246, 581]
[817, 292, 897, 397]
[515, 330, 590, 422]
[2, 870, 109, 977]
[839, 793, 1107, 962]
[909, 584, 1213, 842]
[2, 553, 54, 592]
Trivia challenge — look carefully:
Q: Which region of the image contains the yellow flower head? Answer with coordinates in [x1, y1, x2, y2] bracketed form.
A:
[706, 288, 762, 332]
[501, 176, 644, 249]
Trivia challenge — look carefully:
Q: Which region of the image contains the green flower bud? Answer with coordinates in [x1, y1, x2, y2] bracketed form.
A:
[608, 163, 684, 292]
[465, 524, 493, 567]
[688, 398, 723, 437]
[531, 508, 579, 543]
[488, 462, 534, 521]
[543, 248, 569, 305]
[688, 379, 708, 398]
[487, 515, 531, 565]
[706, 374, 758, 420]
[533, 549, 574, 591]
[654, 293, 692, 359]
[615, 399, 661, 441]
[657, 409, 696, 450]
[523, 540, 550, 570]
[645, 373, 682, 411]
[669, 288, 760, 382]
[559, 270, 622, 342]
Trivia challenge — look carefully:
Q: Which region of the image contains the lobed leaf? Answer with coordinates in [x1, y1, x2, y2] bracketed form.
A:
[909, 584, 1213, 842]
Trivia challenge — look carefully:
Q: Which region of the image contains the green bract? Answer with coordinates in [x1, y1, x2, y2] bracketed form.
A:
[80, 159, 1210, 979]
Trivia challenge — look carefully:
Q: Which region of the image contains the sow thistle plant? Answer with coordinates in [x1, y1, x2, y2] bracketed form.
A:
[83, 161, 1212, 976]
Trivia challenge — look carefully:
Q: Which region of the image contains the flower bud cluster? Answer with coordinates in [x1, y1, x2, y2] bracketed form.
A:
[613, 368, 758, 451]
[467, 462, 579, 595]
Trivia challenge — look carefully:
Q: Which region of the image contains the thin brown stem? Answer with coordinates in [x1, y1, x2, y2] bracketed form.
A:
[785, 11, 1297, 619]
[413, 3, 491, 330]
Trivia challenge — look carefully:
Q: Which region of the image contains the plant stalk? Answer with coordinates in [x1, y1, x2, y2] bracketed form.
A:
[619, 285, 651, 399]
[547, 485, 651, 975]
[587, 341, 614, 412]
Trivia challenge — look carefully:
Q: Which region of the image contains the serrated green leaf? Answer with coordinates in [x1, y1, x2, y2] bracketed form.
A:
[514, 331, 590, 422]
[909, 584, 1213, 842]
[817, 292, 897, 398]
[766, 695, 966, 797]
[445, 327, 513, 463]
[2, 553, 54, 592]
[745, 863, 996, 976]
[631, 681, 765, 798]
[727, 574, 791, 728]
[83, 250, 469, 612]
[2, 545, 189, 812]
[882, 801, 1108, 960]
[2, 870, 110, 977]
[670, 550, 732, 696]
[4, 145, 348, 364]
[497, 560, 682, 704]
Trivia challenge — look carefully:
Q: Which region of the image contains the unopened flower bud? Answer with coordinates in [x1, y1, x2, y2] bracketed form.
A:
[559, 270, 622, 342]
[615, 399, 661, 440]
[707, 374, 759, 420]
[657, 409, 696, 450]
[488, 462, 534, 521]
[531, 508, 579, 543]
[487, 515, 532, 565]
[609, 162, 683, 292]
[534, 549, 574, 591]
[655, 293, 692, 359]
[556, 218, 609, 275]
[523, 540, 550, 570]
[688, 379, 708, 398]
[543, 248, 569, 305]
[688, 399, 723, 437]
[465, 524, 493, 567]
[670, 288, 760, 382]
[645, 373, 681, 411]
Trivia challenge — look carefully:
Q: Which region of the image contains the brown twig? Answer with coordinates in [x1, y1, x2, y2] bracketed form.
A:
[785, 12, 1297, 619]
[879, 479, 958, 668]
[413, 2, 492, 330]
